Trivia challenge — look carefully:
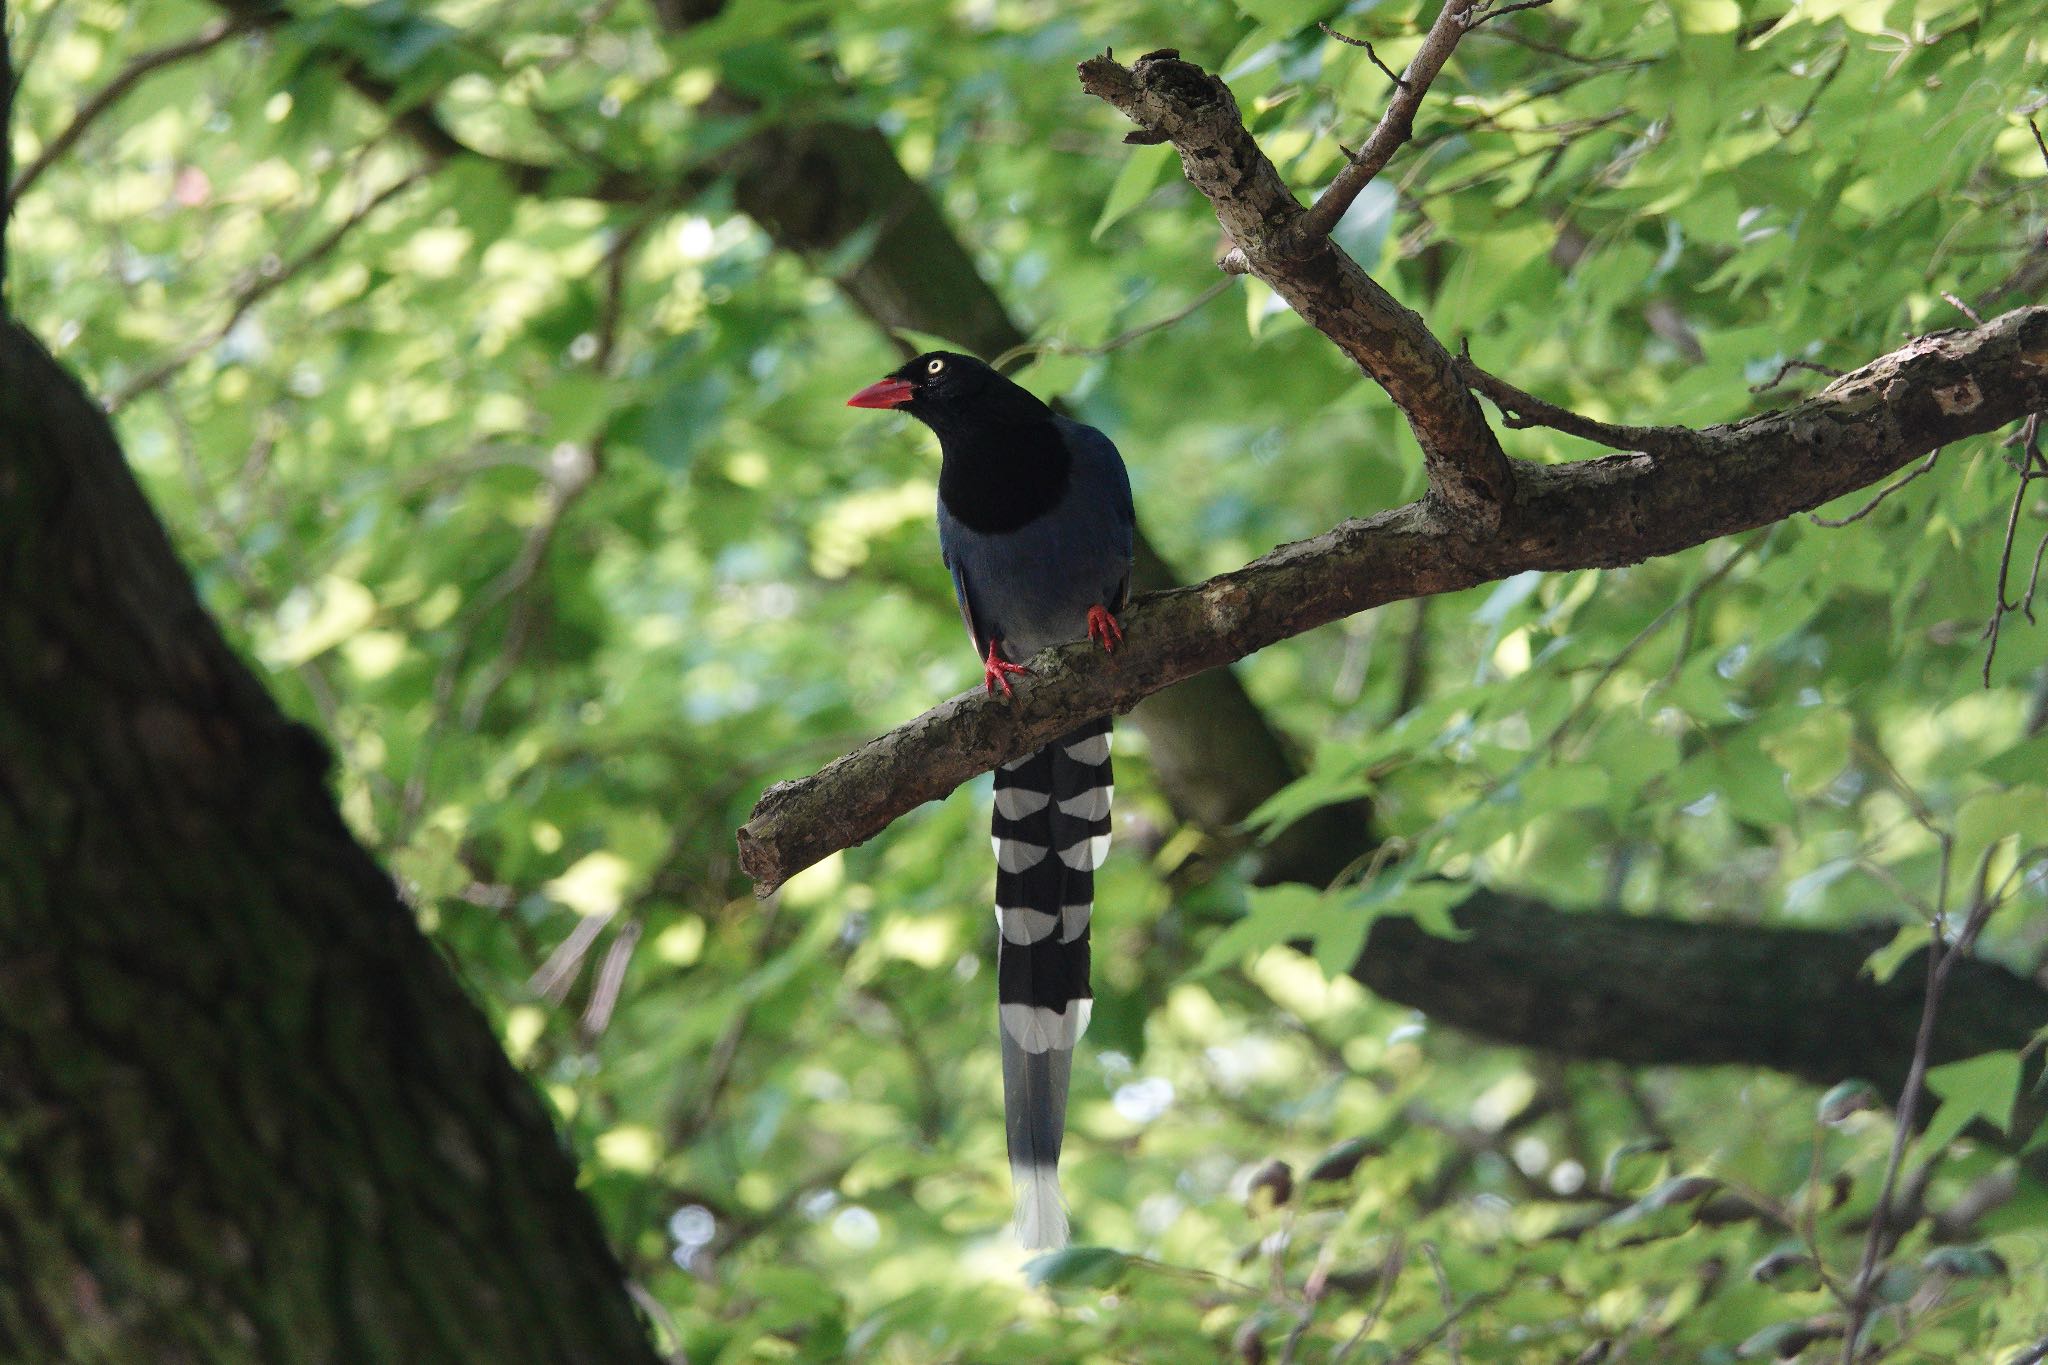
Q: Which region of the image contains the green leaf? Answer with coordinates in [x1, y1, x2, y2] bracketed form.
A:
[1983, 735, 2048, 785]
[1092, 143, 1177, 242]
[1230, 0, 1335, 30]
[1758, 708, 1851, 796]
[1188, 883, 1320, 978]
[1920, 1050, 2026, 1154]
[1671, 0, 1742, 35]
[1862, 923, 1925, 986]
[1242, 763, 1375, 839]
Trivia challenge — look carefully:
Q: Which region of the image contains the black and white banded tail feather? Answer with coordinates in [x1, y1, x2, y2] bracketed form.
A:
[990, 713, 1113, 1250]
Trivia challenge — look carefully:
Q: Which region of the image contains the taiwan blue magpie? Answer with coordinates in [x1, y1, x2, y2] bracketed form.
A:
[848, 352, 1134, 1249]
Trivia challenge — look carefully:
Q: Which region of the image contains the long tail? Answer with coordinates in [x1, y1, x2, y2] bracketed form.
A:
[991, 714, 1112, 1250]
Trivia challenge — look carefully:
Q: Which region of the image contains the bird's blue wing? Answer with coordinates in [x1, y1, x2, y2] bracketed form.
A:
[1055, 416, 1135, 607]
[938, 516, 992, 657]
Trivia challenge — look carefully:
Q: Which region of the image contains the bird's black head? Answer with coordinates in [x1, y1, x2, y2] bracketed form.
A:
[845, 351, 1048, 439]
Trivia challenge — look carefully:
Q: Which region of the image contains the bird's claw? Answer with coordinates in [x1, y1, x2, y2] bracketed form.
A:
[1087, 605, 1124, 653]
[983, 642, 1032, 697]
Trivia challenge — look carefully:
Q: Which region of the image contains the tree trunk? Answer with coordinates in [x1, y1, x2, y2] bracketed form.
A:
[0, 321, 658, 1363]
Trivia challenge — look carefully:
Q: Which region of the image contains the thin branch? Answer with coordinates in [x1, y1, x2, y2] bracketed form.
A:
[1536, 537, 1759, 756]
[1325, 1238, 1406, 1363]
[1079, 48, 1515, 522]
[1467, 0, 1556, 24]
[739, 306, 2048, 893]
[1840, 834, 2018, 1364]
[990, 276, 1234, 372]
[1769, 40, 1848, 138]
[5, 16, 251, 209]
[393, 218, 647, 844]
[1387, 1275, 1520, 1365]
[1809, 448, 1940, 527]
[1302, 0, 1482, 241]
[207, 0, 694, 207]
[1941, 291, 1984, 326]
[1317, 22, 1407, 87]
[1457, 339, 1698, 455]
[1983, 414, 2047, 685]
[108, 164, 428, 411]
[1750, 357, 1848, 394]
[1420, 1242, 1463, 1365]
[580, 918, 640, 1037]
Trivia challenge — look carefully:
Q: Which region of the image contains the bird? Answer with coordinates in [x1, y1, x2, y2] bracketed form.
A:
[847, 351, 1133, 1250]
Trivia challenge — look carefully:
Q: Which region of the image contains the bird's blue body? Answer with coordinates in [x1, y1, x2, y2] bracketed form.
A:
[847, 353, 1135, 1249]
[937, 416, 1133, 661]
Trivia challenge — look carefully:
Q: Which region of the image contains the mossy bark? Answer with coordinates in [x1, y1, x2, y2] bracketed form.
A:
[0, 322, 659, 1364]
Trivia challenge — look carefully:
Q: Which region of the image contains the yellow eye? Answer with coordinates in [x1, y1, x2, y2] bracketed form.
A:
[926, 358, 945, 374]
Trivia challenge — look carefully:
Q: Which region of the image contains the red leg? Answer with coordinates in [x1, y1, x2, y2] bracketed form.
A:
[983, 638, 1032, 697]
[1087, 604, 1124, 653]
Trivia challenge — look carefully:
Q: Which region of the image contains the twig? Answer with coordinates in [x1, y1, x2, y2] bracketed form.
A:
[1302, 0, 1482, 240]
[1941, 291, 1984, 325]
[6, 16, 251, 209]
[1537, 537, 1760, 756]
[1466, 0, 1556, 24]
[1317, 22, 1407, 87]
[2008, 1335, 2048, 1365]
[108, 164, 427, 411]
[1329, 1239, 1408, 1363]
[1421, 1242, 1462, 1365]
[394, 218, 648, 843]
[1750, 357, 1848, 394]
[1387, 1277, 1517, 1365]
[1809, 449, 1940, 527]
[532, 910, 614, 1001]
[1456, 339, 1697, 454]
[1078, 46, 1514, 521]
[990, 276, 1234, 372]
[1769, 40, 1848, 138]
[1983, 414, 2047, 685]
[1839, 833, 2019, 1364]
[2030, 117, 2048, 174]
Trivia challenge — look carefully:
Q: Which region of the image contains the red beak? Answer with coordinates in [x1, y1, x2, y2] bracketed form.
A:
[846, 377, 916, 409]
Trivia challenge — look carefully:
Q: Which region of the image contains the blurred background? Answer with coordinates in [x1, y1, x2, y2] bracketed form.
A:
[7, 0, 2048, 1357]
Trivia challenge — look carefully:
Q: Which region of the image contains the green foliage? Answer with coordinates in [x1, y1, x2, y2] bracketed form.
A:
[8, 0, 2048, 1359]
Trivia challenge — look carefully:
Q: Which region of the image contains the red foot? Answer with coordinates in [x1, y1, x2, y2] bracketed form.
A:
[1087, 604, 1124, 653]
[983, 639, 1032, 697]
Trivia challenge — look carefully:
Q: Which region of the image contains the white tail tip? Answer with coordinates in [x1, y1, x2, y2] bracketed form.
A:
[1012, 1164, 1070, 1250]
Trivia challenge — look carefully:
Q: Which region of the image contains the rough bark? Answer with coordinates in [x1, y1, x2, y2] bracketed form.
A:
[0, 322, 657, 1363]
[1079, 45, 1516, 525]
[738, 304, 2048, 891]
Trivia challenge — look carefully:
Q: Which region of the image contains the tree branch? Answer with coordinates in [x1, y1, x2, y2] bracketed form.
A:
[1364, 890, 2047, 1174]
[5, 15, 252, 211]
[1078, 47, 1514, 524]
[738, 305, 2048, 893]
[1304, 0, 1482, 240]
[207, 0, 696, 206]
[1456, 340, 1700, 454]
